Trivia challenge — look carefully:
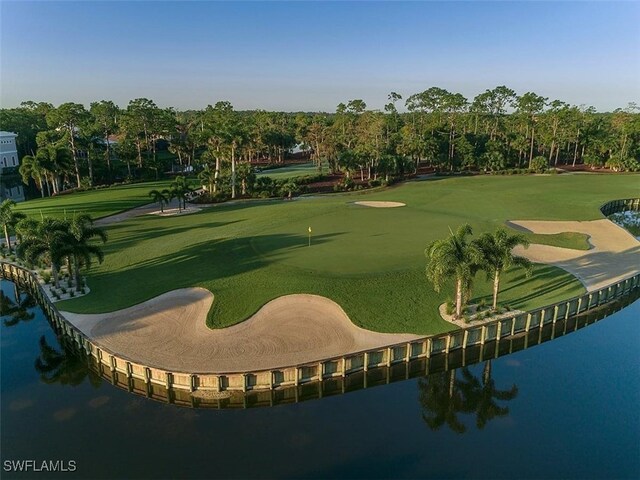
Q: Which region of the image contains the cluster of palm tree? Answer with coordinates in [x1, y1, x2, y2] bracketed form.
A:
[2, 89, 638, 199]
[419, 361, 518, 433]
[426, 225, 532, 318]
[8, 212, 108, 292]
[1, 199, 26, 252]
[148, 175, 194, 213]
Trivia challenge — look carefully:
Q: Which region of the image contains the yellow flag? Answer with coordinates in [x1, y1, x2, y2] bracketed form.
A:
[308, 226, 312, 233]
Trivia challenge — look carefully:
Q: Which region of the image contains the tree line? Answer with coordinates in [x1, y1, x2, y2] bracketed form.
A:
[1, 87, 638, 198]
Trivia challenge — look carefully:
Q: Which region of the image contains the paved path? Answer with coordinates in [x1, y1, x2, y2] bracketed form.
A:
[510, 219, 640, 292]
[62, 291, 420, 373]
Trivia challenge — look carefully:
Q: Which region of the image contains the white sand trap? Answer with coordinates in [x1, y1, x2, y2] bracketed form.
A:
[147, 205, 201, 217]
[62, 290, 420, 373]
[509, 219, 640, 292]
[354, 201, 406, 208]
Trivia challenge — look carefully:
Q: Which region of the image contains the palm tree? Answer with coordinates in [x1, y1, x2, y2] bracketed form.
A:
[148, 189, 168, 213]
[425, 224, 482, 318]
[474, 228, 533, 310]
[18, 217, 69, 288]
[0, 199, 26, 252]
[66, 215, 107, 291]
[457, 361, 518, 429]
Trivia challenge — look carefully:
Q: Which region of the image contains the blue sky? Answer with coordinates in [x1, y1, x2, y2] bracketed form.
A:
[1, 1, 638, 111]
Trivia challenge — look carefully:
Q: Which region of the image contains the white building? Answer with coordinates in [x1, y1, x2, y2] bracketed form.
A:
[0, 131, 25, 202]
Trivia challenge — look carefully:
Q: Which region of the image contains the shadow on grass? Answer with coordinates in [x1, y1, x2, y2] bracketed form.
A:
[84, 232, 345, 310]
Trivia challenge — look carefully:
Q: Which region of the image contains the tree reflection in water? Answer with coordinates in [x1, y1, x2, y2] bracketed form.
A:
[35, 336, 102, 388]
[418, 360, 518, 433]
[0, 287, 36, 327]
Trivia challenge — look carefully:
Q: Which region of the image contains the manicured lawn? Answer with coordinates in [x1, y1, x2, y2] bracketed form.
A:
[15, 180, 175, 220]
[257, 162, 323, 180]
[513, 231, 591, 251]
[58, 173, 639, 334]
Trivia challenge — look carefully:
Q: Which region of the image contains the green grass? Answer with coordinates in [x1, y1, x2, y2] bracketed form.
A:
[257, 162, 324, 180]
[516, 231, 591, 250]
[57, 173, 640, 334]
[15, 180, 175, 220]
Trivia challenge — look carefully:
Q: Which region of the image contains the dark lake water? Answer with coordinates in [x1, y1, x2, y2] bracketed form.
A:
[1, 279, 639, 479]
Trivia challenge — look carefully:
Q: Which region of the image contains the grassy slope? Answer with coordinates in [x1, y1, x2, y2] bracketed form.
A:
[15, 180, 174, 220]
[57, 174, 640, 334]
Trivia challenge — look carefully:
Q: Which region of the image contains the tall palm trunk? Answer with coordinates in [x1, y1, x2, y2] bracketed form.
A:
[73, 255, 82, 292]
[4, 225, 12, 252]
[455, 278, 463, 318]
[231, 144, 237, 199]
[51, 262, 60, 289]
[492, 269, 501, 310]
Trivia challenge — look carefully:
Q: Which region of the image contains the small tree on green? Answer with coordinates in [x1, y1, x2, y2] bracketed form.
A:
[149, 189, 168, 213]
[425, 224, 482, 318]
[474, 228, 532, 310]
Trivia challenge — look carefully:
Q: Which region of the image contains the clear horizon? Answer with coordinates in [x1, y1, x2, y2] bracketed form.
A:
[1, 1, 639, 112]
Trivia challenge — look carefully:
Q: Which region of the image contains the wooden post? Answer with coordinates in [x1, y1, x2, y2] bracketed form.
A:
[480, 326, 486, 345]
[462, 331, 469, 349]
[577, 297, 583, 314]
[242, 374, 247, 392]
[444, 335, 451, 354]
[109, 355, 116, 372]
[426, 338, 432, 358]
[495, 321, 502, 339]
[510, 317, 516, 336]
[363, 352, 369, 372]
[165, 372, 172, 389]
[525, 313, 532, 332]
[294, 367, 300, 386]
[553, 305, 559, 323]
[341, 358, 347, 377]
[145, 367, 151, 384]
[126, 362, 133, 379]
[405, 342, 411, 362]
[190, 374, 196, 392]
[270, 371, 275, 390]
[587, 293, 593, 310]
[386, 347, 392, 367]
[564, 301, 571, 320]
[317, 362, 323, 382]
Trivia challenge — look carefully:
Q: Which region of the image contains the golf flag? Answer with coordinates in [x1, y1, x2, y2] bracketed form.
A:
[308, 226, 312, 233]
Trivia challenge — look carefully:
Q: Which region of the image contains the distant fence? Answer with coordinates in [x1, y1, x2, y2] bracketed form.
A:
[2, 198, 639, 396]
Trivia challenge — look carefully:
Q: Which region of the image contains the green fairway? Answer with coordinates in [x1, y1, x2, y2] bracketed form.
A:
[15, 180, 175, 219]
[257, 162, 323, 180]
[57, 174, 639, 334]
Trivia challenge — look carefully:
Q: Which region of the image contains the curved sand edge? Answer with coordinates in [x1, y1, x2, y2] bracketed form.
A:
[353, 201, 406, 208]
[62, 290, 420, 373]
[509, 219, 640, 292]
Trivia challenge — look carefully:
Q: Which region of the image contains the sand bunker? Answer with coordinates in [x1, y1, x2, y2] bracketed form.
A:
[510, 219, 640, 292]
[62, 291, 420, 373]
[147, 205, 201, 217]
[353, 201, 406, 208]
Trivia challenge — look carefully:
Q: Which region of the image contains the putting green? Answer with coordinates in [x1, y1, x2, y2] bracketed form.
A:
[56, 174, 640, 335]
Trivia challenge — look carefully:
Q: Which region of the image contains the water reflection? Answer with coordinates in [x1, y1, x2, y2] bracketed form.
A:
[418, 361, 518, 433]
[35, 335, 102, 388]
[2, 279, 639, 413]
[0, 287, 35, 326]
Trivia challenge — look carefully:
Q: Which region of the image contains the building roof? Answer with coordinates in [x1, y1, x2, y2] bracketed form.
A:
[0, 131, 18, 138]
